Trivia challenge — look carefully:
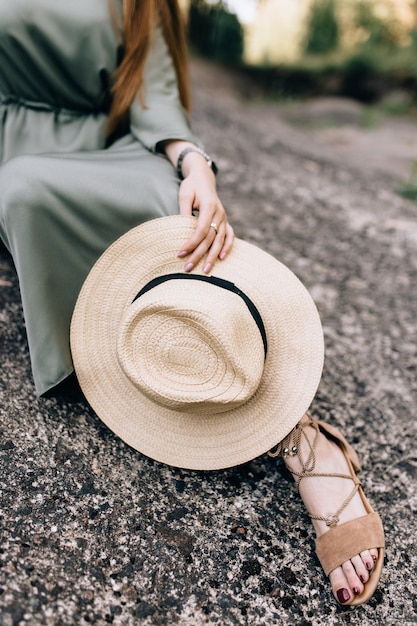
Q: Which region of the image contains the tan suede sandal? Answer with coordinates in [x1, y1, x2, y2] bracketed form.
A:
[269, 415, 385, 606]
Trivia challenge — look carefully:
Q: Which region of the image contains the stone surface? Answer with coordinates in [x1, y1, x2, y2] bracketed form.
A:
[1, 58, 417, 625]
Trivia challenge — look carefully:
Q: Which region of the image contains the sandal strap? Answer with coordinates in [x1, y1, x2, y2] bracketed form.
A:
[315, 512, 385, 576]
[269, 415, 385, 598]
[288, 470, 361, 526]
[310, 481, 360, 527]
[269, 415, 361, 474]
[270, 416, 363, 524]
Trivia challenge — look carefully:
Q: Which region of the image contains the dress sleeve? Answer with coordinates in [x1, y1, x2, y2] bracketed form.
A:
[129, 26, 201, 152]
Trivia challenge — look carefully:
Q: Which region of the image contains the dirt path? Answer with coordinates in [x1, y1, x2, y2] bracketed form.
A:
[190, 56, 417, 182]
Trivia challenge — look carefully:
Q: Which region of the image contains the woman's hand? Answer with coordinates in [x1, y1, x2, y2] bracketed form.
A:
[162, 141, 235, 273]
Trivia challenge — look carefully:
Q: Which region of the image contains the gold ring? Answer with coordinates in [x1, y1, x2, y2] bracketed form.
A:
[210, 222, 218, 234]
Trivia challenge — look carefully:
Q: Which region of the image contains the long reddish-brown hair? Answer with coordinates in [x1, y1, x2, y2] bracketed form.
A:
[106, 0, 191, 136]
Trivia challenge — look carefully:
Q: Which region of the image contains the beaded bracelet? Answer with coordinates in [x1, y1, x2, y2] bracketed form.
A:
[176, 146, 218, 180]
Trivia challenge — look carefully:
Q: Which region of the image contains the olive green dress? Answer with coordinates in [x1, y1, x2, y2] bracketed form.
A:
[0, 0, 200, 395]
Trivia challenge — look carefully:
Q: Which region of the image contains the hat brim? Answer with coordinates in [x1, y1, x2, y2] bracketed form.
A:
[70, 215, 324, 470]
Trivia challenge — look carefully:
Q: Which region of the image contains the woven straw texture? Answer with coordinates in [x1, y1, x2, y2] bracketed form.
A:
[70, 215, 324, 470]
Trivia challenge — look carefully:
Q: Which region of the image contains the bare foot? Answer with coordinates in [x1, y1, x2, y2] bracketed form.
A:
[281, 415, 379, 604]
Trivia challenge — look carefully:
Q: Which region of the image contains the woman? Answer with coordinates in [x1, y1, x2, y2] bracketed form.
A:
[0, 0, 233, 395]
[0, 0, 384, 606]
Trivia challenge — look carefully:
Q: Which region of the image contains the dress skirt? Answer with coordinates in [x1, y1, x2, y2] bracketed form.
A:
[0, 0, 200, 394]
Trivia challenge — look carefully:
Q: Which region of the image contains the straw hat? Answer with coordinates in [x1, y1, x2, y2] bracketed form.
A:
[70, 215, 324, 470]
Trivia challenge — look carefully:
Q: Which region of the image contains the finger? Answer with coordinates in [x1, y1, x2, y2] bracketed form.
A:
[183, 228, 217, 272]
[202, 225, 227, 273]
[182, 217, 233, 272]
[189, 200, 219, 246]
[219, 223, 235, 260]
[178, 201, 218, 256]
[199, 221, 233, 268]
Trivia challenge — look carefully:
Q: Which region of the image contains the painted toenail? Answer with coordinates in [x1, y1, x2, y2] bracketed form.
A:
[360, 575, 366, 583]
[366, 561, 373, 570]
[337, 588, 351, 604]
[372, 555, 378, 562]
[353, 587, 361, 596]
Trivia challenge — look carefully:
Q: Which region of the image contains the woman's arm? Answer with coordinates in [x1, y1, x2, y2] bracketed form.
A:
[128, 26, 234, 272]
[162, 139, 234, 274]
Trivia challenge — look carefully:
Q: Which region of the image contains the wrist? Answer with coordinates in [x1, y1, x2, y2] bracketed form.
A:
[177, 146, 218, 180]
[179, 152, 216, 180]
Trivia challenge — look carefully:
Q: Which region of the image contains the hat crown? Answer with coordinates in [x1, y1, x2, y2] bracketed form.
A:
[71, 215, 324, 470]
[117, 278, 265, 414]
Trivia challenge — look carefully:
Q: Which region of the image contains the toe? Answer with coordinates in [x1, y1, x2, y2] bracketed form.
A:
[341, 559, 364, 596]
[329, 566, 354, 604]
[360, 549, 376, 571]
[369, 548, 379, 564]
[328, 551, 380, 604]
[350, 554, 369, 585]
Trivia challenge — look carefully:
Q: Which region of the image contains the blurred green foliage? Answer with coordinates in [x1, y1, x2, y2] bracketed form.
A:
[301, 0, 414, 62]
[188, 0, 244, 65]
[187, 0, 417, 111]
[303, 0, 340, 55]
[355, 0, 403, 50]
[398, 181, 417, 200]
[251, 0, 417, 107]
[338, 1, 417, 103]
[398, 159, 417, 200]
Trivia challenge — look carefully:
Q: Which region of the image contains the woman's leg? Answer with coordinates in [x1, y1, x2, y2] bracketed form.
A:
[0, 139, 180, 395]
[274, 414, 383, 605]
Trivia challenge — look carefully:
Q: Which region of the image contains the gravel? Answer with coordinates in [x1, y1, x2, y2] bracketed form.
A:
[1, 58, 416, 625]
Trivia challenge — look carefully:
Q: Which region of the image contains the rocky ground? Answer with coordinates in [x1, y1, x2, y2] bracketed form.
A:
[1, 57, 417, 625]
